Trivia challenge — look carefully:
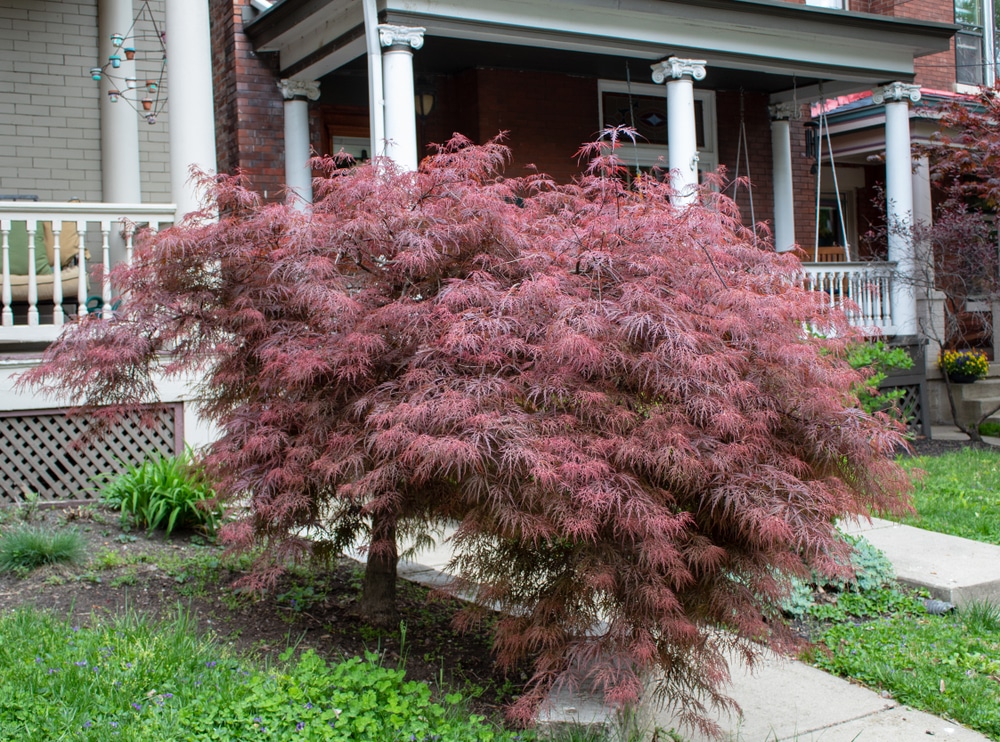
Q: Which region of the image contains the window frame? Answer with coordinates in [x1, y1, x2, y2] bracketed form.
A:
[597, 80, 718, 176]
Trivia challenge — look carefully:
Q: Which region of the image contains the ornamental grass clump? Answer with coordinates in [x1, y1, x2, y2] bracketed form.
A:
[20, 130, 913, 736]
[939, 349, 990, 381]
[0, 526, 85, 573]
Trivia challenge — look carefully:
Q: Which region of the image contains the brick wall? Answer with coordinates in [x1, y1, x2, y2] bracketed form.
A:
[0, 0, 171, 202]
[210, 0, 284, 199]
[716, 91, 775, 235]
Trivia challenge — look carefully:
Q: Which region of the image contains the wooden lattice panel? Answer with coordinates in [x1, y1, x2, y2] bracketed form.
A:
[0, 406, 180, 504]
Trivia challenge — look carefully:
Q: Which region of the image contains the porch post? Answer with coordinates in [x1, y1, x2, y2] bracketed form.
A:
[279, 80, 321, 208]
[769, 102, 798, 253]
[378, 25, 425, 172]
[651, 57, 706, 206]
[98, 0, 141, 203]
[164, 0, 218, 218]
[873, 82, 921, 336]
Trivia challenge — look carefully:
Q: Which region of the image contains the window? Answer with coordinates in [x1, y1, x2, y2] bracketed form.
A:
[597, 80, 717, 176]
[805, 0, 845, 8]
[955, 0, 998, 87]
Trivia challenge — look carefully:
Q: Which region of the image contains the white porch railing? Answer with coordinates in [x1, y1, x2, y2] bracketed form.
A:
[801, 261, 897, 336]
[0, 202, 176, 343]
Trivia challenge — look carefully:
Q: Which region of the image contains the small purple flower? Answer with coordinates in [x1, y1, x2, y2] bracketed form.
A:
[205, 660, 217, 668]
[93, 666, 100, 673]
[109, 721, 118, 728]
[305, 702, 312, 709]
[72, 626, 80, 633]
[163, 693, 173, 699]
[296, 722, 305, 731]
[48, 668, 59, 674]
[253, 717, 262, 724]
[75, 661, 87, 667]
[82, 721, 92, 729]
[132, 703, 142, 712]
[125, 663, 132, 669]
[34, 657, 42, 663]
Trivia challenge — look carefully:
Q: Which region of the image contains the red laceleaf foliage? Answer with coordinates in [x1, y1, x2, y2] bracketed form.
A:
[931, 84, 1000, 210]
[20, 134, 911, 735]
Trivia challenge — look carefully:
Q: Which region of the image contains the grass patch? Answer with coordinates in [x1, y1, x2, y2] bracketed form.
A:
[897, 448, 1000, 545]
[808, 599, 1000, 739]
[0, 607, 526, 741]
[0, 526, 85, 574]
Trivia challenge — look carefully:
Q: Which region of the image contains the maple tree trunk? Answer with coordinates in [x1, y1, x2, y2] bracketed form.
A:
[360, 509, 399, 628]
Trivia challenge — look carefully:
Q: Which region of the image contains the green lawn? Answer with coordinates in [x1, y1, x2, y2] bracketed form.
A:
[897, 447, 1000, 545]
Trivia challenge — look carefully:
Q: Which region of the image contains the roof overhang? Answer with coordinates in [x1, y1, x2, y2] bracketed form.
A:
[245, 0, 956, 91]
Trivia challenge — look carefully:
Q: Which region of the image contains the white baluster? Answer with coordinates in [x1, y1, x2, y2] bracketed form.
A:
[77, 221, 88, 318]
[51, 227, 64, 326]
[27, 220, 38, 326]
[1, 222, 11, 326]
[101, 221, 112, 318]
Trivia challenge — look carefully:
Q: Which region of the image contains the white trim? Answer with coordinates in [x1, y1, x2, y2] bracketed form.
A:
[596, 79, 717, 172]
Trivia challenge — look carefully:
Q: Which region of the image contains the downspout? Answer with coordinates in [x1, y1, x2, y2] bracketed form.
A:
[363, 0, 385, 160]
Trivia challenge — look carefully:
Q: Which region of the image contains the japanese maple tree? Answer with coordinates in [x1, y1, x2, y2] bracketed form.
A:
[21, 133, 911, 735]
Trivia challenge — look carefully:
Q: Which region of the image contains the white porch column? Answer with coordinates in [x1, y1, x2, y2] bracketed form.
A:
[378, 25, 424, 172]
[873, 82, 922, 336]
[278, 80, 320, 207]
[769, 102, 798, 253]
[98, 0, 141, 203]
[165, 0, 218, 218]
[651, 57, 706, 206]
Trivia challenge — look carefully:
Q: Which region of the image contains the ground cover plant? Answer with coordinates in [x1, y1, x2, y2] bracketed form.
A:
[897, 447, 1000, 545]
[0, 607, 522, 741]
[21, 132, 913, 733]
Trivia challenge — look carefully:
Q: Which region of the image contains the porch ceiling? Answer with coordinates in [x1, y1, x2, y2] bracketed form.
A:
[246, 0, 955, 96]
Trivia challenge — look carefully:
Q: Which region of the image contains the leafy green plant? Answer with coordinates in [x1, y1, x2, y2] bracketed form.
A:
[99, 451, 222, 536]
[0, 608, 527, 741]
[846, 340, 913, 415]
[978, 420, 1000, 438]
[0, 526, 85, 573]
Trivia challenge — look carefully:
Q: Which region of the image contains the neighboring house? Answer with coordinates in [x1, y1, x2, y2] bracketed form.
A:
[0, 0, 968, 502]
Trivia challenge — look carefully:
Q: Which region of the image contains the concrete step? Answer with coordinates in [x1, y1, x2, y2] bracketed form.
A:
[950, 377, 1000, 401]
[841, 517, 1000, 606]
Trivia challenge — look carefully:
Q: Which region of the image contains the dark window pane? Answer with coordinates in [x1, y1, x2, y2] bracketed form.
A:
[601, 92, 705, 148]
[957, 30, 985, 84]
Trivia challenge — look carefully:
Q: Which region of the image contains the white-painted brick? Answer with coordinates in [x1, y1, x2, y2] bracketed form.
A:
[0, 0, 172, 202]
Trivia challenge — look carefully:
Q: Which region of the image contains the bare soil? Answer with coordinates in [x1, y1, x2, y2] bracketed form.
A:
[0, 505, 527, 718]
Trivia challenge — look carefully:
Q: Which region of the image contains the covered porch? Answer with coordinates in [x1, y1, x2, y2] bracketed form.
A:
[239, 0, 952, 341]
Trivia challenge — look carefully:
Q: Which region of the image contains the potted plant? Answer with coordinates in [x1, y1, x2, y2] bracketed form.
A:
[939, 348, 990, 384]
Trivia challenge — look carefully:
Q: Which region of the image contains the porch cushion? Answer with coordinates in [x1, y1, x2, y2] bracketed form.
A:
[8, 265, 82, 303]
[41, 221, 82, 268]
[6, 221, 54, 276]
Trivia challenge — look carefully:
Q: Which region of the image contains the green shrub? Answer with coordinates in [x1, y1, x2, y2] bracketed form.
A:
[846, 340, 913, 416]
[0, 526, 85, 573]
[977, 420, 1000, 438]
[99, 451, 222, 536]
[0, 608, 523, 741]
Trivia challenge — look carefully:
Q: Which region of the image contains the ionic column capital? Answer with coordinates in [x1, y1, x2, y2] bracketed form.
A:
[278, 79, 321, 101]
[651, 57, 707, 84]
[768, 102, 800, 121]
[378, 24, 425, 50]
[872, 82, 921, 105]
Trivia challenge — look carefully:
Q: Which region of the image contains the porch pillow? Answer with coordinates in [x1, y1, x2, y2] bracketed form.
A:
[6, 221, 53, 277]
[42, 221, 81, 268]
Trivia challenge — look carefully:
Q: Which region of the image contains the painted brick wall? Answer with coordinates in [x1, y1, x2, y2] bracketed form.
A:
[0, 0, 102, 200]
[0, 0, 171, 202]
[210, 0, 284, 200]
